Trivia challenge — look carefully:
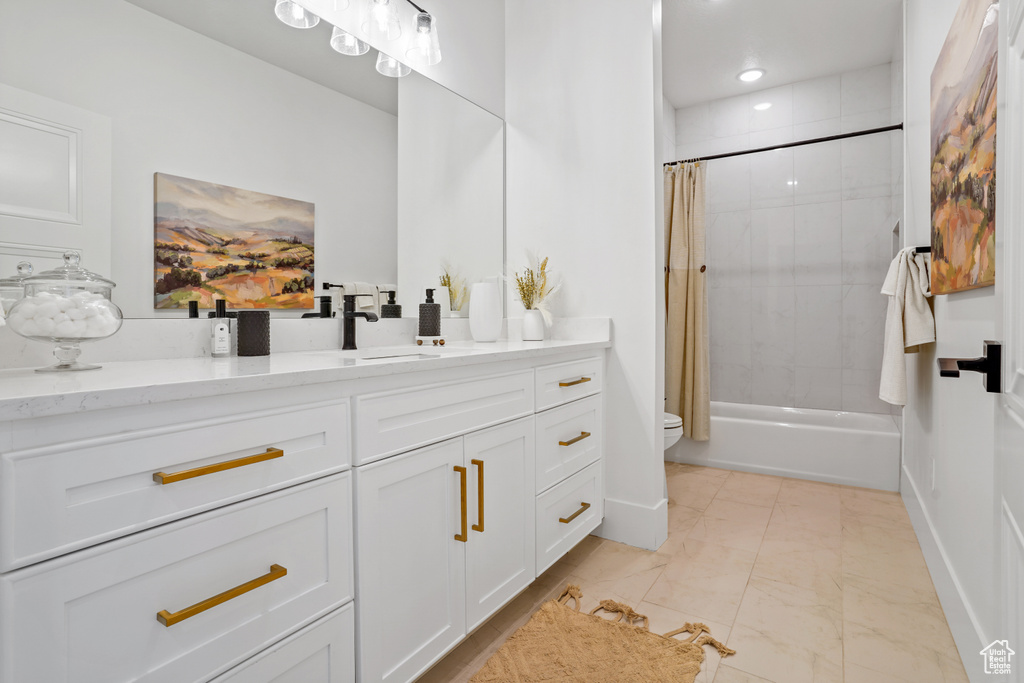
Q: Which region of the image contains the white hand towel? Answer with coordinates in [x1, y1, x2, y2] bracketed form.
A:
[879, 248, 935, 405]
[341, 282, 380, 316]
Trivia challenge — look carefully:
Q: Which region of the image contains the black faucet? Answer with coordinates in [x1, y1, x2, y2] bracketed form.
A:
[342, 294, 378, 350]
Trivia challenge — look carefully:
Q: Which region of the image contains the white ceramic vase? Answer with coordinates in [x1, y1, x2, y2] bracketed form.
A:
[522, 309, 545, 341]
[469, 282, 501, 342]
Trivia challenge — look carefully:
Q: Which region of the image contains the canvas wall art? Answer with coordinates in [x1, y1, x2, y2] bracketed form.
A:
[154, 173, 315, 309]
[930, 0, 998, 294]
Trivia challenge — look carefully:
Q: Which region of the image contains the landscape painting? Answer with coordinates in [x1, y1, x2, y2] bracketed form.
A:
[154, 173, 315, 309]
[930, 0, 998, 294]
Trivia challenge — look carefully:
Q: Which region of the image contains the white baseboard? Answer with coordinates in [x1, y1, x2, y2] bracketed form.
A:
[901, 465, 988, 682]
[595, 496, 668, 551]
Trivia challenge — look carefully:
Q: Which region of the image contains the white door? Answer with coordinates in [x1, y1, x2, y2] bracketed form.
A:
[464, 417, 536, 631]
[996, 0, 1024, 678]
[353, 439, 466, 683]
[0, 83, 111, 276]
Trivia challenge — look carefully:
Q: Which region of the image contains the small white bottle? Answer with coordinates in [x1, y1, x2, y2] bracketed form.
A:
[211, 299, 232, 357]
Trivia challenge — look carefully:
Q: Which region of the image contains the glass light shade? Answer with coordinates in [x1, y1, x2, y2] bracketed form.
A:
[275, 0, 320, 28]
[362, 0, 401, 42]
[376, 51, 410, 77]
[330, 26, 369, 55]
[406, 12, 441, 66]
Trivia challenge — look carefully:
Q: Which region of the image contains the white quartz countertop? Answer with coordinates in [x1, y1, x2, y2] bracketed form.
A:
[0, 339, 610, 420]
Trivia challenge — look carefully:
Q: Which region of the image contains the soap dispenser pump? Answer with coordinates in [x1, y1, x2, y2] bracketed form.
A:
[381, 290, 402, 319]
[418, 288, 440, 337]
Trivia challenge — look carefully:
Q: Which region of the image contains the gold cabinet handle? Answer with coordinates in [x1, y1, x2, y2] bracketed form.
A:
[559, 377, 592, 387]
[153, 448, 284, 485]
[559, 502, 591, 524]
[454, 465, 468, 542]
[559, 431, 591, 447]
[471, 459, 484, 533]
[156, 564, 287, 627]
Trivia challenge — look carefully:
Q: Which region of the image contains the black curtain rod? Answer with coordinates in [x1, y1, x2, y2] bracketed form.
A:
[664, 123, 904, 166]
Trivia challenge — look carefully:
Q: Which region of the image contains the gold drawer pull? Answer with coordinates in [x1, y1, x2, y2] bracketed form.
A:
[559, 431, 591, 447]
[559, 377, 592, 387]
[153, 448, 284, 485]
[156, 564, 287, 627]
[559, 502, 591, 524]
[472, 459, 484, 533]
[454, 465, 468, 542]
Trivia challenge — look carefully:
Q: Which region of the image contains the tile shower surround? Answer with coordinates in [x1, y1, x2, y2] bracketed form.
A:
[674, 64, 902, 414]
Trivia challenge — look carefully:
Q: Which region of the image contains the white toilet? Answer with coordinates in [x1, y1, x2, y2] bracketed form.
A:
[664, 412, 683, 450]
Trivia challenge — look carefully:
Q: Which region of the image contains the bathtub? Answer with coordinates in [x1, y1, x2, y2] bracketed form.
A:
[665, 401, 901, 491]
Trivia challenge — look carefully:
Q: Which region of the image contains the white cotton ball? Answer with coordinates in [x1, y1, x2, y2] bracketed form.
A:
[56, 297, 75, 312]
[34, 292, 56, 299]
[84, 305, 100, 318]
[54, 320, 78, 337]
[35, 302, 60, 319]
[67, 308, 86, 320]
[17, 320, 40, 337]
[52, 312, 69, 325]
[16, 302, 38, 319]
[71, 320, 88, 336]
[36, 318, 56, 335]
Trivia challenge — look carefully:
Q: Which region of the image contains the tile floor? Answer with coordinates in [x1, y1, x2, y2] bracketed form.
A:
[418, 463, 969, 683]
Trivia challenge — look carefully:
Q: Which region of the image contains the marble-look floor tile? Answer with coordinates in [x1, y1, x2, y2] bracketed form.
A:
[713, 664, 777, 682]
[668, 502, 705, 535]
[644, 539, 757, 624]
[843, 620, 968, 683]
[567, 539, 670, 607]
[714, 471, 783, 508]
[842, 574, 956, 651]
[751, 533, 842, 599]
[668, 469, 729, 510]
[635, 601, 732, 683]
[686, 511, 771, 553]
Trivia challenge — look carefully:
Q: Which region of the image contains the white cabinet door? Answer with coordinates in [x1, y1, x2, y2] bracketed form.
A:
[354, 439, 466, 683]
[464, 417, 536, 631]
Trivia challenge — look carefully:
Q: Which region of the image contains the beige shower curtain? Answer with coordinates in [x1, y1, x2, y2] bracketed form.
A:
[665, 163, 710, 441]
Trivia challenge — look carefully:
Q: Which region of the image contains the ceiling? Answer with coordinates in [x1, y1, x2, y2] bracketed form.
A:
[662, 0, 904, 109]
[126, 0, 398, 114]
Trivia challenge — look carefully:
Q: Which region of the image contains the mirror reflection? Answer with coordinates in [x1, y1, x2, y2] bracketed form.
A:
[0, 0, 504, 319]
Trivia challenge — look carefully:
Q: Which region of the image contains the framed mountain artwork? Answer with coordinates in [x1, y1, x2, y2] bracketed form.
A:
[153, 173, 315, 309]
[930, 0, 998, 294]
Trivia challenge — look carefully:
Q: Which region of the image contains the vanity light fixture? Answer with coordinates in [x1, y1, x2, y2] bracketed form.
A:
[331, 26, 370, 55]
[275, 0, 320, 28]
[376, 51, 411, 77]
[406, 10, 441, 66]
[363, 0, 402, 42]
[738, 68, 765, 82]
[753, 102, 772, 111]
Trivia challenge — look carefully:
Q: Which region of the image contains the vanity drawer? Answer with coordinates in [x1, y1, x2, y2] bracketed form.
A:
[535, 395, 602, 493]
[0, 473, 353, 683]
[211, 603, 354, 683]
[536, 461, 603, 574]
[354, 370, 533, 464]
[534, 357, 602, 411]
[0, 399, 349, 572]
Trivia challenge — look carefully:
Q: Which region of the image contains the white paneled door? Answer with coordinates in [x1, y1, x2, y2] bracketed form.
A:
[0, 83, 111, 275]
[997, 1, 1024, 679]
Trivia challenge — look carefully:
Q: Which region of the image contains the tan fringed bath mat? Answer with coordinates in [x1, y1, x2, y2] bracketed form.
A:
[470, 585, 734, 682]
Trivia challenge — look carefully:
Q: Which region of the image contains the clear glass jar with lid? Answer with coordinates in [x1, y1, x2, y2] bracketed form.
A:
[0, 261, 33, 317]
[5, 251, 123, 372]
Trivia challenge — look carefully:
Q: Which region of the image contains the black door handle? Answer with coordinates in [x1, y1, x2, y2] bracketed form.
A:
[938, 341, 1001, 393]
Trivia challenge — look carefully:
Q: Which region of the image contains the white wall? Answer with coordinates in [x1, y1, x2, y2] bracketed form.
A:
[675, 66, 900, 413]
[903, 0, 999, 671]
[396, 74, 504, 314]
[506, 0, 667, 549]
[0, 0, 398, 318]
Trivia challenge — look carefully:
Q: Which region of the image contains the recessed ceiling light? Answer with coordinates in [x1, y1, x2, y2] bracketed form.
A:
[738, 68, 765, 83]
[753, 102, 772, 111]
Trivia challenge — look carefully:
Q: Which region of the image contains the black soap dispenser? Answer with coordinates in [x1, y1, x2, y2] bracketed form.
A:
[418, 288, 440, 336]
[381, 290, 402, 319]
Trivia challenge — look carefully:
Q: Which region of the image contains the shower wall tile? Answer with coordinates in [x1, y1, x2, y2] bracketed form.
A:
[841, 284, 886, 371]
[752, 286, 795, 368]
[842, 368, 891, 414]
[793, 118, 841, 140]
[840, 64, 891, 117]
[793, 75, 841, 124]
[711, 363, 753, 404]
[840, 109, 894, 134]
[708, 157, 751, 213]
[795, 367, 843, 411]
[750, 85, 794, 131]
[750, 206, 795, 287]
[751, 364, 796, 407]
[794, 140, 842, 205]
[707, 211, 752, 289]
[794, 202, 843, 286]
[709, 287, 752, 358]
[676, 103, 711, 145]
[710, 95, 751, 138]
[749, 126, 795, 149]
[750, 149, 795, 209]
[841, 134, 892, 199]
[842, 197, 893, 285]
[795, 285, 843, 368]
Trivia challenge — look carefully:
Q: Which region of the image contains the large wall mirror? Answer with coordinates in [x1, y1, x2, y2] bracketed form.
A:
[0, 0, 504, 319]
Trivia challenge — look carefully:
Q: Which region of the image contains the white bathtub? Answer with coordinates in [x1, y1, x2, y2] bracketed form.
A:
[665, 401, 902, 491]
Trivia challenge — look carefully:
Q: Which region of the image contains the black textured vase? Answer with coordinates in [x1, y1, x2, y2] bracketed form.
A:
[237, 310, 271, 356]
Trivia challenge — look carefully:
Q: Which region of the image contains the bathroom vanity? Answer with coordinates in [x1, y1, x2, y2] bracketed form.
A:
[0, 339, 607, 683]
